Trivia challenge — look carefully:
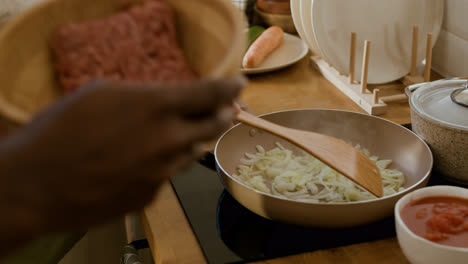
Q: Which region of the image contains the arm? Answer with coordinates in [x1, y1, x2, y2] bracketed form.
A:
[0, 143, 45, 256]
[0, 76, 244, 257]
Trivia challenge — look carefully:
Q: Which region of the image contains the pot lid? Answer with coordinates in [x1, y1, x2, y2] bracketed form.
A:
[410, 79, 468, 130]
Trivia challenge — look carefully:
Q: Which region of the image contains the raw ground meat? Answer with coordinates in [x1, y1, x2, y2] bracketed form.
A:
[51, 0, 197, 94]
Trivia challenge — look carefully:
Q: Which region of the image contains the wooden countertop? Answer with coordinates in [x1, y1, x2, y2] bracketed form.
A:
[141, 56, 415, 264]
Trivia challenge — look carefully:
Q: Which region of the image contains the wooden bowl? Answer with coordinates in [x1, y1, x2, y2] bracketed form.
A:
[0, 0, 245, 124]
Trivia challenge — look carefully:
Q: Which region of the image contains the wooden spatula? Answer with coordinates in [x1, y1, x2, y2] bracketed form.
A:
[235, 110, 383, 197]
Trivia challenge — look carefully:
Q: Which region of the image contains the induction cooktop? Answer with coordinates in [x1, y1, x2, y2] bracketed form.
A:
[171, 156, 457, 264]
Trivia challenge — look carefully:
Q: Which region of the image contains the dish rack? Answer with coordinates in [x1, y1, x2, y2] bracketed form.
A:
[311, 25, 432, 115]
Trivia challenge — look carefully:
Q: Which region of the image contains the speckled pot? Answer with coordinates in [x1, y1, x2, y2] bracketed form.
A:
[411, 109, 468, 182]
[407, 79, 468, 183]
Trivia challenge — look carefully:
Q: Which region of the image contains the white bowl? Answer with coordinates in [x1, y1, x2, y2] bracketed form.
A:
[395, 186, 468, 264]
[254, 5, 296, 34]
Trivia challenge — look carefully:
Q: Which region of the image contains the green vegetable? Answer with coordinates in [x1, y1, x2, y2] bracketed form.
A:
[247, 26, 266, 48]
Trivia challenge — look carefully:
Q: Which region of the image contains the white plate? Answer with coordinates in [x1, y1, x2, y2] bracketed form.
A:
[241, 32, 308, 74]
[312, 0, 444, 84]
[290, 0, 313, 52]
[299, 0, 322, 56]
[433, 30, 468, 78]
[444, 0, 468, 41]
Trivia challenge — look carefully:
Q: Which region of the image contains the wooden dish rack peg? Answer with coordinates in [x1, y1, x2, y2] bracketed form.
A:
[311, 25, 433, 115]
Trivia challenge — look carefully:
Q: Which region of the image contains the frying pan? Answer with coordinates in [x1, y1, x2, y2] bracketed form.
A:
[214, 109, 433, 228]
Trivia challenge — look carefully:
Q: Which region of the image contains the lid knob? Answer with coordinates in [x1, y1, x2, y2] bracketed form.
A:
[451, 81, 468, 108]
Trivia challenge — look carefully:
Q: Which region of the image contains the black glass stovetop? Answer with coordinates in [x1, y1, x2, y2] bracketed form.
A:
[171, 127, 464, 264]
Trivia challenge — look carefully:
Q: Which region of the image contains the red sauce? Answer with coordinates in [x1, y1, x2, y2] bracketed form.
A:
[400, 196, 468, 248]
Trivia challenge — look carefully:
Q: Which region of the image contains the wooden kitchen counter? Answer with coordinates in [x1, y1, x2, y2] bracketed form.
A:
[0, 18, 412, 264]
[142, 57, 414, 264]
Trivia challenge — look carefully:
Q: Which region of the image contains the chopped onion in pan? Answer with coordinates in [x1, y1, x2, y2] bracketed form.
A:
[233, 143, 406, 203]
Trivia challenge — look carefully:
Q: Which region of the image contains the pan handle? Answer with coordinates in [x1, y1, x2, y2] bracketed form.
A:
[198, 151, 217, 171]
[198, 99, 256, 172]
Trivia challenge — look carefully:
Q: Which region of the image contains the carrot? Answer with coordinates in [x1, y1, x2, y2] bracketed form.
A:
[242, 26, 284, 69]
